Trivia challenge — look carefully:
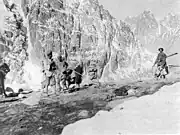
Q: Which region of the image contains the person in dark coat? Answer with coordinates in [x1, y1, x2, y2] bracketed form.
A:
[74, 61, 83, 88]
[153, 48, 169, 79]
[60, 61, 72, 90]
[44, 51, 57, 95]
[0, 61, 10, 97]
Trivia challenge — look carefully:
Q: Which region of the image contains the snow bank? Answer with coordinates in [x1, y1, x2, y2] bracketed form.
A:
[22, 60, 43, 91]
[62, 82, 180, 135]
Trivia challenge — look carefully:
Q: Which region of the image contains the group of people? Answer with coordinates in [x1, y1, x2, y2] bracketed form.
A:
[42, 50, 83, 95]
[0, 47, 174, 98]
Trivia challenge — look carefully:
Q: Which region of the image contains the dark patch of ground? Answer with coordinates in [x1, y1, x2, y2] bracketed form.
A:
[0, 77, 180, 135]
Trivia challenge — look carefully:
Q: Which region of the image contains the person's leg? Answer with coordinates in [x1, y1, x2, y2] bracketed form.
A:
[0, 74, 3, 96]
[59, 80, 63, 92]
[60, 79, 66, 91]
[65, 80, 69, 90]
[45, 77, 50, 95]
[98, 67, 104, 79]
[77, 83, 80, 89]
[75, 75, 80, 89]
[2, 79, 7, 97]
[162, 69, 167, 79]
[154, 66, 159, 79]
[0, 74, 7, 97]
[156, 66, 162, 80]
[55, 74, 60, 94]
[165, 66, 169, 75]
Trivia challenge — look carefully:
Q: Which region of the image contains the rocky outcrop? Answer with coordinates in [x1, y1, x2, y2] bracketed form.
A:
[125, 11, 180, 66]
[125, 10, 158, 36]
[125, 11, 180, 52]
[1, 0, 29, 84]
[19, 0, 154, 85]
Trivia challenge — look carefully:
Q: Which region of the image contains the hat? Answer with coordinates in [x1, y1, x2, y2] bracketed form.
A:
[158, 48, 164, 51]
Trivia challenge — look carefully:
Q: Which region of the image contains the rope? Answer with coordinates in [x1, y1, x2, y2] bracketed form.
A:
[73, 69, 83, 76]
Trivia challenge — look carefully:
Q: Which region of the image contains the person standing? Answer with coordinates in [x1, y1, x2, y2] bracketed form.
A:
[60, 61, 71, 90]
[153, 48, 169, 79]
[44, 51, 57, 95]
[0, 56, 10, 97]
[74, 60, 83, 89]
[54, 55, 65, 93]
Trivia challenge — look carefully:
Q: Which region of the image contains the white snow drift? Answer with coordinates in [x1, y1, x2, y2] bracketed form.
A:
[62, 82, 180, 135]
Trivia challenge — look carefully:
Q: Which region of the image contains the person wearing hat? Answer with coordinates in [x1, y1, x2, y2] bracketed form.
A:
[54, 54, 66, 93]
[43, 50, 57, 95]
[153, 48, 169, 79]
[60, 60, 73, 90]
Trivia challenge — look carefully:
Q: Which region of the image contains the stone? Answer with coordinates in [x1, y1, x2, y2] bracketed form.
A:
[127, 89, 137, 96]
[78, 110, 89, 118]
[18, 93, 26, 99]
[113, 85, 130, 96]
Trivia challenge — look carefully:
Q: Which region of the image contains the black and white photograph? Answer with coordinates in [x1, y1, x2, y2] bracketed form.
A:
[0, 0, 180, 134]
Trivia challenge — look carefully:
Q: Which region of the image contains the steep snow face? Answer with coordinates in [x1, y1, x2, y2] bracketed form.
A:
[62, 82, 180, 135]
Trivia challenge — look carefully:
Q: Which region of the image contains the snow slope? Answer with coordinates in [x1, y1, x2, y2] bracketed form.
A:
[62, 82, 180, 135]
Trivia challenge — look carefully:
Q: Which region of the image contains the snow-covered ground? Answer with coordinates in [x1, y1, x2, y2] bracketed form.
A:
[62, 82, 180, 135]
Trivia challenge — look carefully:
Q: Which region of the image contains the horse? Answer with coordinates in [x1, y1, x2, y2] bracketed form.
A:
[0, 63, 10, 97]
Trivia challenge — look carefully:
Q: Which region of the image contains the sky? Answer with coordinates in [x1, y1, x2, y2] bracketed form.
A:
[1, 0, 180, 26]
[98, 0, 180, 20]
[0, 0, 8, 28]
